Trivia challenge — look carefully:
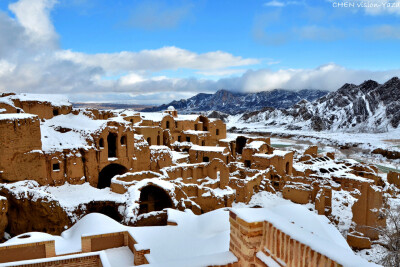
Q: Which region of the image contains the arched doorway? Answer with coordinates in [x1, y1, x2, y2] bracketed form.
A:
[98, 164, 128, 189]
[139, 185, 172, 214]
[107, 133, 117, 157]
[236, 136, 247, 154]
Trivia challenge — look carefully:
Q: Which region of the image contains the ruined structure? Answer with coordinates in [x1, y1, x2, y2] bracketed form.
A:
[0, 93, 392, 266]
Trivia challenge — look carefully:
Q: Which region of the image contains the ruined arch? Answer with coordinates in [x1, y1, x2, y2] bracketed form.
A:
[107, 133, 117, 157]
[139, 185, 172, 214]
[98, 164, 128, 189]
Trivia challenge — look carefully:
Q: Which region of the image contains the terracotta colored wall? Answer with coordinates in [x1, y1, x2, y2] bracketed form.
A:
[81, 231, 128, 253]
[11, 255, 102, 267]
[229, 211, 340, 267]
[0, 115, 47, 183]
[0, 240, 55, 263]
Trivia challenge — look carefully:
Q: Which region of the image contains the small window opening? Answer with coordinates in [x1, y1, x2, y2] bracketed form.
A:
[53, 163, 60, 171]
[121, 136, 127, 146]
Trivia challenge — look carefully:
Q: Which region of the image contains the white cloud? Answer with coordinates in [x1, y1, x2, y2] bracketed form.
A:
[1, 0, 400, 105]
[8, 0, 58, 46]
[234, 63, 400, 92]
[55, 47, 260, 73]
[362, 0, 400, 16]
[264, 1, 285, 7]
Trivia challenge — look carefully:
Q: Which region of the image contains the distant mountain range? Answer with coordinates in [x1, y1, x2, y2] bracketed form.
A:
[238, 77, 400, 132]
[142, 89, 328, 114]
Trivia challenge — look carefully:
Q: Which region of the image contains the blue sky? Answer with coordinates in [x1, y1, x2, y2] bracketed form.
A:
[0, 0, 400, 104]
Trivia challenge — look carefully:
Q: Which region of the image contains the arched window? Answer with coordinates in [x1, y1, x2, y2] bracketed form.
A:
[99, 138, 104, 148]
[120, 136, 127, 146]
[216, 129, 220, 135]
[147, 137, 151, 146]
[166, 121, 170, 129]
[286, 162, 290, 174]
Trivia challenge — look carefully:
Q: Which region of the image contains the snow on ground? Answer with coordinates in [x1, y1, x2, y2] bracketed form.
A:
[103, 247, 134, 267]
[0, 211, 237, 267]
[0, 188, 383, 266]
[226, 116, 400, 153]
[331, 190, 357, 236]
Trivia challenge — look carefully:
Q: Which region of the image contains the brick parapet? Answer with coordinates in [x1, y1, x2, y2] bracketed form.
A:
[229, 211, 340, 267]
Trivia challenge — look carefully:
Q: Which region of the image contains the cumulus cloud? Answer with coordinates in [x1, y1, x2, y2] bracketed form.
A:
[8, 0, 58, 46]
[55, 48, 259, 73]
[1, 0, 400, 105]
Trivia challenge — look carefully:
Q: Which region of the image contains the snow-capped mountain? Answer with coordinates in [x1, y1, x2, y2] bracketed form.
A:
[238, 77, 400, 132]
[142, 89, 328, 114]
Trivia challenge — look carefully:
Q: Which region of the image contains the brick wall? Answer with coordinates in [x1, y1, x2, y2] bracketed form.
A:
[0, 240, 55, 263]
[229, 211, 340, 267]
[12, 254, 102, 267]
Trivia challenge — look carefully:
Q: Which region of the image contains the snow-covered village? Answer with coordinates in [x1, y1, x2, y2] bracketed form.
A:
[1, 0, 400, 267]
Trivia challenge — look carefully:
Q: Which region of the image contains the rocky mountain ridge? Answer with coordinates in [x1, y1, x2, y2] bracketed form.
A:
[142, 89, 328, 114]
[238, 77, 400, 132]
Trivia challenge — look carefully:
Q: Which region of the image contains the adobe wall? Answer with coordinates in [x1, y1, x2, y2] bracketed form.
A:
[252, 151, 293, 177]
[0, 197, 8, 240]
[304, 145, 318, 157]
[134, 126, 163, 146]
[13, 100, 72, 120]
[352, 182, 385, 240]
[0, 115, 47, 183]
[387, 171, 400, 187]
[0, 102, 18, 113]
[0, 240, 55, 263]
[207, 119, 227, 140]
[189, 148, 229, 164]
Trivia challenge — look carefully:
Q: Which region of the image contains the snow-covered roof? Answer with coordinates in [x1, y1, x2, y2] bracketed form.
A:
[140, 112, 167, 122]
[11, 93, 71, 107]
[175, 114, 199, 121]
[0, 113, 37, 121]
[183, 130, 210, 135]
[40, 113, 109, 152]
[254, 149, 291, 159]
[167, 106, 176, 111]
[232, 205, 378, 267]
[245, 141, 266, 150]
[190, 145, 227, 153]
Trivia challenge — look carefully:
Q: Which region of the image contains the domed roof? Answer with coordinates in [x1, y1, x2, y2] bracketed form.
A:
[167, 106, 176, 111]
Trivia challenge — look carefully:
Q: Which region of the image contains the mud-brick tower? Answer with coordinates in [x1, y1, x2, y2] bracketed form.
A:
[0, 114, 46, 183]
